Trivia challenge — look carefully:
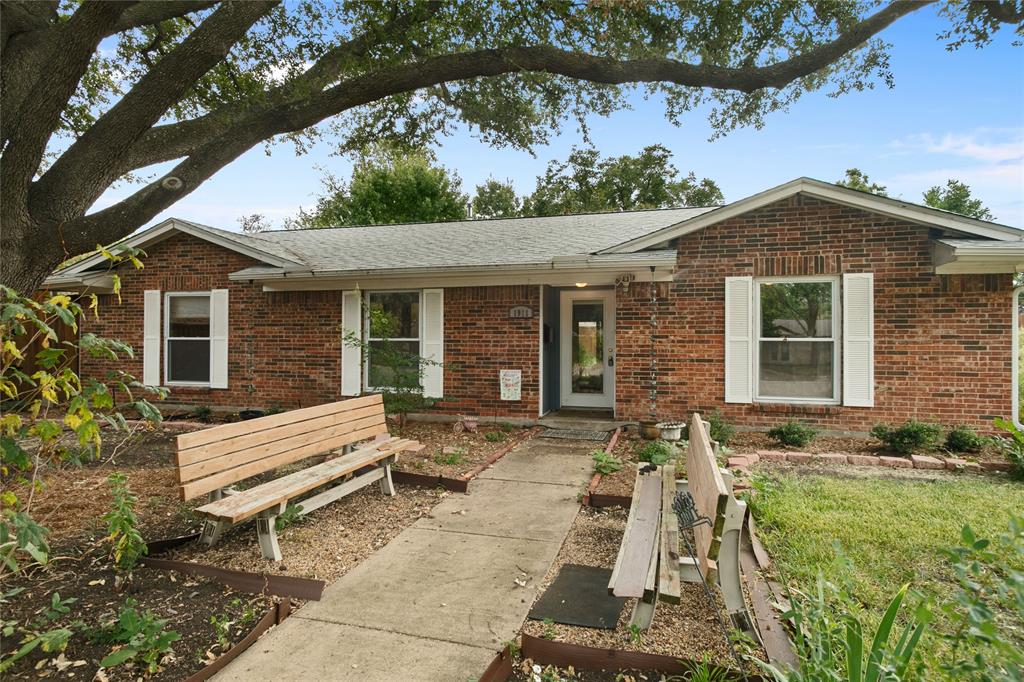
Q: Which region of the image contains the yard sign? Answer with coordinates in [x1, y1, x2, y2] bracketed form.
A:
[500, 369, 522, 401]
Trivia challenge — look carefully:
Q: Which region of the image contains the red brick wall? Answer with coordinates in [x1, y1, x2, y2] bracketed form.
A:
[81, 234, 541, 417]
[437, 285, 540, 418]
[81, 233, 345, 411]
[615, 195, 1014, 432]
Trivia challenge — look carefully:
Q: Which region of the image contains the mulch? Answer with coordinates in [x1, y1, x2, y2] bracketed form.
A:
[729, 430, 1007, 463]
[2, 420, 450, 679]
[390, 422, 538, 478]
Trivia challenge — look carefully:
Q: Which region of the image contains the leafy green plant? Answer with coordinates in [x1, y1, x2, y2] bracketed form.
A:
[1, 275, 166, 579]
[274, 503, 305, 531]
[0, 593, 77, 673]
[541, 617, 557, 640]
[627, 622, 643, 645]
[677, 656, 728, 682]
[938, 516, 1024, 679]
[104, 472, 146, 585]
[706, 410, 735, 447]
[93, 599, 181, 673]
[499, 422, 515, 433]
[753, 576, 929, 682]
[768, 421, 817, 448]
[944, 424, 985, 454]
[484, 431, 506, 442]
[591, 449, 624, 475]
[637, 440, 675, 466]
[870, 420, 943, 455]
[993, 418, 1024, 479]
[434, 449, 465, 466]
[191, 405, 213, 422]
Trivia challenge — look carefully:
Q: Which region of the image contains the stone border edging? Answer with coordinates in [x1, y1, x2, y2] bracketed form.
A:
[728, 450, 1011, 474]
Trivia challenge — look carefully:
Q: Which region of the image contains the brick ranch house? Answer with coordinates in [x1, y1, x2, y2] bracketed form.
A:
[46, 178, 1024, 433]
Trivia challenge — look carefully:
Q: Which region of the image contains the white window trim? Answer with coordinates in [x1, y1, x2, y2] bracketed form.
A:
[753, 276, 841, 405]
[363, 289, 423, 393]
[163, 291, 213, 387]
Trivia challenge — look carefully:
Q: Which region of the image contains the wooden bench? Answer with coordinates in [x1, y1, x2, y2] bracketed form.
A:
[607, 412, 759, 643]
[174, 394, 421, 561]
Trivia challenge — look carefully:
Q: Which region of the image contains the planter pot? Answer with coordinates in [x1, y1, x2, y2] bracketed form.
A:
[657, 422, 684, 441]
[638, 419, 661, 440]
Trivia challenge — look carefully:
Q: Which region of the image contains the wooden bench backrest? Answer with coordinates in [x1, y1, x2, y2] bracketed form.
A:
[687, 412, 729, 576]
[175, 394, 389, 501]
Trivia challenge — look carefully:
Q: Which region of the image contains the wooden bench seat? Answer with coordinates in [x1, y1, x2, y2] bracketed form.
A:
[174, 395, 420, 560]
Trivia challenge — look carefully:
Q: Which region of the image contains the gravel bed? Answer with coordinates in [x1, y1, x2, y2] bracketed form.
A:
[520, 507, 758, 666]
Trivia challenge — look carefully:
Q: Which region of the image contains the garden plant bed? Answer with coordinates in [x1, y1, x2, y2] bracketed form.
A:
[389, 421, 538, 480]
[2, 422, 451, 677]
[749, 470, 1024, 669]
[729, 430, 1008, 465]
[518, 506, 763, 673]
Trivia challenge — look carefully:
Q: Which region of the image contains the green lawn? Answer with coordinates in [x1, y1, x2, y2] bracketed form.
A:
[749, 472, 1024, 662]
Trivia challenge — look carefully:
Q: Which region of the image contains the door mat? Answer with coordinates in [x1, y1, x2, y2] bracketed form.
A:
[527, 564, 625, 629]
[541, 429, 609, 441]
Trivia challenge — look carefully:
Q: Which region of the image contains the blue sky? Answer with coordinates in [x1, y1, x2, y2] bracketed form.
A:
[96, 6, 1024, 229]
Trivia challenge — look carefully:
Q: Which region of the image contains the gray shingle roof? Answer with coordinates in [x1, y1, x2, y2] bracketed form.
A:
[249, 207, 714, 271]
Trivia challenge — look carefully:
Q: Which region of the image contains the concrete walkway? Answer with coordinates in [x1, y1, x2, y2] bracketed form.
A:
[217, 436, 595, 681]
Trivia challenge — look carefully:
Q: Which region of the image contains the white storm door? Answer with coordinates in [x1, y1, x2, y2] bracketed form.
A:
[559, 289, 615, 409]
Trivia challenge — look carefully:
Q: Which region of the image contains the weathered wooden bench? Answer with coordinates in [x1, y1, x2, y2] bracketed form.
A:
[607, 412, 758, 642]
[174, 394, 421, 561]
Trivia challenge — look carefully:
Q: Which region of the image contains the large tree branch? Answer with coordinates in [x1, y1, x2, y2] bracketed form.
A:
[1, 1, 131, 219]
[118, 0, 926, 176]
[108, 0, 221, 34]
[31, 0, 279, 222]
[66, 0, 927, 247]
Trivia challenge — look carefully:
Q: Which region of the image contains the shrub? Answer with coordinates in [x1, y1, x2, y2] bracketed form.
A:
[191, 405, 213, 423]
[637, 440, 675, 466]
[103, 473, 146, 584]
[767, 421, 817, 448]
[870, 420, 942, 455]
[499, 422, 515, 433]
[706, 410, 735, 447]
[993, 418, 1024, 479]
[484, 431, 505, 442]
[944, 424, 985, 454]
[591, 449, 623, 475]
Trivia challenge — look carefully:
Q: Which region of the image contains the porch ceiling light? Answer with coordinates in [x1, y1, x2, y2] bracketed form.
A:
[575, 282, 588, 288]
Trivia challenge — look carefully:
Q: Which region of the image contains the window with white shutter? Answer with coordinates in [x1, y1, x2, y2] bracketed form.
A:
[143, 290, 160, 386]
[341, 290, 362, 396]
[163, 291, 228, 387]
[421, 289, 444, 398]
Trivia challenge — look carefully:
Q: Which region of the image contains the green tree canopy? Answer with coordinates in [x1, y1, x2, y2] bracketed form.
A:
[2, 0, 1020, 291]
[291, 150, 468, 228]
[523, 144, 724, 216]
[923, 179, 995, 221]
[471, 179, 521, 219]
[836, 168, 889, 196]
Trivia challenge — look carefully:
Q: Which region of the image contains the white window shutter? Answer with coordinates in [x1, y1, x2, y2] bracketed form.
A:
[210, 289, 229, 389]
[843, 273, 874, 407]
[421, 289, 444, 398]
[724, 276, 753, 403]
[341, 290, 362, 396]
[143, 290, 160, 386]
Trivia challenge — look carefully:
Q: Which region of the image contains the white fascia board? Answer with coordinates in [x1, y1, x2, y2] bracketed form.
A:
[50, 218, 300, 280]
[41, 272, 116, 293]
[601, 177, 1024, 254]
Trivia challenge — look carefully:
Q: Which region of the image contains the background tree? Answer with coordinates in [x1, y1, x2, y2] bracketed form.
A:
[523, 145, 723, 216]
[290, 149, 467, 228]
[2, 0, 1019, 291]
[836, 168, 889, 196]
[471, 179, 521, 219]
[923, 179, 995, 220]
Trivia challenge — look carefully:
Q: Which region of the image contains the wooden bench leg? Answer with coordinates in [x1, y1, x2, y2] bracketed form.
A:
[256, 502, 286, 561]
[379, 460, 395, 497]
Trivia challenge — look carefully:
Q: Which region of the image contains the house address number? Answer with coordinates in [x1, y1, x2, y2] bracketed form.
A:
[509, 305, 533, 319]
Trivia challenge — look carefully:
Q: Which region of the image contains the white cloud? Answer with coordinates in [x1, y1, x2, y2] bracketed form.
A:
[892, 128, 1024, 164]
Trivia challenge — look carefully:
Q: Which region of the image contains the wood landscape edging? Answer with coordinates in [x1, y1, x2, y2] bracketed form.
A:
[391, 430, 528, 493]
[583, 428, 629, 508]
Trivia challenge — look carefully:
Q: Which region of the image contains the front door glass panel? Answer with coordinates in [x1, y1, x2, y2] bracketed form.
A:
[571, 301, 604, 394]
